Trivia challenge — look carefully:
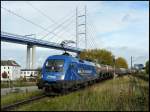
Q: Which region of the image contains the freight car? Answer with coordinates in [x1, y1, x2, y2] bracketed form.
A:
[96, 64, 114, 80]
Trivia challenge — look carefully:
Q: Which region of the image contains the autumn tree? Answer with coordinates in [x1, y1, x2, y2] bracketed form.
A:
[79, 49, 114, 66]
[79, 49, 128, 68]
[2, 71, 8, 78]
[115, 57, 128, 69]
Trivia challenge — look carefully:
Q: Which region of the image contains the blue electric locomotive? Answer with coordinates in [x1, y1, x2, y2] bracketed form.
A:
[37, 54, 98, 92]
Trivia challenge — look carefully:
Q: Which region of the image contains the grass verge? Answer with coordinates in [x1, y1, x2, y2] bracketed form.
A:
[13, 75, 149, 111]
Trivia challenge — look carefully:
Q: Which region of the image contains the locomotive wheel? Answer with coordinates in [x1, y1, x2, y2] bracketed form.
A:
[44, 87, 51, 92]
[84, 82, 88, 87]
[73, 84, 80, 90]
[61, 88, 69, 94]
[38, 86, 42, 89]
[93, 80, 96, 84]
[88, 81, 93, 85]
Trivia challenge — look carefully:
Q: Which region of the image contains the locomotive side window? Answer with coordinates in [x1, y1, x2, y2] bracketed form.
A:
[45, 59, 64, 72]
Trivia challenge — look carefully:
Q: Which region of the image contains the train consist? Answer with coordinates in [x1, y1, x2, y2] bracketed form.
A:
[37, 53, 130, 93]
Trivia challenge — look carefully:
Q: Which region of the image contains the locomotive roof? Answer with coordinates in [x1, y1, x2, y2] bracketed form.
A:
[47, 55, 95, 66]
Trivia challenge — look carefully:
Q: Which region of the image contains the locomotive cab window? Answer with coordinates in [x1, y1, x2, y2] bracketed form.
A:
[45, 59, 64, 72]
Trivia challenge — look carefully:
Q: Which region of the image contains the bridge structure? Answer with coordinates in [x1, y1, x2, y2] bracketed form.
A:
[1, 3, 97, 69]
[1, 32, 83, 69]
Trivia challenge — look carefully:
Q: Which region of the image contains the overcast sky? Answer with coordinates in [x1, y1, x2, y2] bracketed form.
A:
[1, 1, 149, 68]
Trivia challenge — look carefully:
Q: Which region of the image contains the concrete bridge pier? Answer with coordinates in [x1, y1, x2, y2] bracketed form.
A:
[26, 45, 36, 69]
[26, 45, 31, 69]
[32, 45, 36, 69]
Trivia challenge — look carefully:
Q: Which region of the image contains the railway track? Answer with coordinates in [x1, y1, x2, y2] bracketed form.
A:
[1, 94, 47, 111]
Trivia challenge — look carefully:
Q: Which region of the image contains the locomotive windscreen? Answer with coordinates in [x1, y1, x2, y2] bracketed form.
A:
[45, 59, 64, 72]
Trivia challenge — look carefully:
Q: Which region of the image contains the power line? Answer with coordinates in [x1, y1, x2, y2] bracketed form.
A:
[1, 6, 59, 38]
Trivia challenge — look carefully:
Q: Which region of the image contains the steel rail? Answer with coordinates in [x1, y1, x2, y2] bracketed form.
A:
[1, 94, 47, 111]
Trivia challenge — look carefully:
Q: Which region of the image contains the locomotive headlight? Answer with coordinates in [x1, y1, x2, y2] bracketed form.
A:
[58, 74, 65, 80]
